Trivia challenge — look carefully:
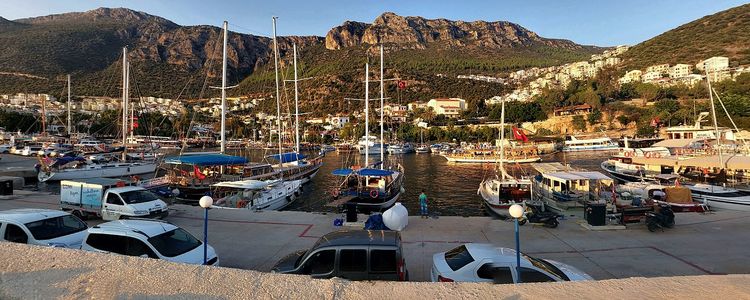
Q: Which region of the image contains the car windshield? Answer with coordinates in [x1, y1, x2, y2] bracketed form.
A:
[524, 255, 569, 281]
[147, 228, 202, 257]
[120, 190, 160, 204]
[24, 215, 87, 240]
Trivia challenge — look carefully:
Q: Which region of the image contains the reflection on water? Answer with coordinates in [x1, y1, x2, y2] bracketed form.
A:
[38, 148, 612, 217]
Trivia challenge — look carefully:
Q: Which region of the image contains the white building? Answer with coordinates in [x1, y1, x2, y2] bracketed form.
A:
[427, 98, 466, 118]
[696, 56, 729, 72]
[619, 70, 642, 84]
[669, 64, 693, 78]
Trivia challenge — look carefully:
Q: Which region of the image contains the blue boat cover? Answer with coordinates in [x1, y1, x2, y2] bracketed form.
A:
[331, 168, 394, 177]
[164, 154, 248, 166]
[364, 214, 390, 230]
[267, 152, 306, 163]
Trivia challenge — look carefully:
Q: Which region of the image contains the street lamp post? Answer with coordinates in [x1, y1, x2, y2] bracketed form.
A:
[199, 195, 214, 265]
[509, 204, 524, 283]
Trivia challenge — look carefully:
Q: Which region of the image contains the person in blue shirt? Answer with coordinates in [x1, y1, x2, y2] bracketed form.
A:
[419, 190, 428, 218]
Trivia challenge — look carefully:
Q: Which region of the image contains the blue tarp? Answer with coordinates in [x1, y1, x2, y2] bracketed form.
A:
[267, 152, 306, 163]
[364, 214, 390, 230]
[331, 168, 394, 177]
[164, 154, 248, 166]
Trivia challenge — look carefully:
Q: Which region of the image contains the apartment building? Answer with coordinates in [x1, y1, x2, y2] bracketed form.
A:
[427, 98, 466, 118]
[669, 64, 693, 78]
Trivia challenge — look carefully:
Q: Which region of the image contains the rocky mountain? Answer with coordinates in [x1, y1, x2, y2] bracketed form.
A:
[620, 3, 750, 70]
[325, 12, 588, 51]
[0, 8, 597, 111]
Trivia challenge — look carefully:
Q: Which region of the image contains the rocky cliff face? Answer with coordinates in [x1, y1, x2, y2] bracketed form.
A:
[325, 12, 585, 50]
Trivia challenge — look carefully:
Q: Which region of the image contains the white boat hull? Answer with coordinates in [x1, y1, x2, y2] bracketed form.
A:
[251, 180, 302, 211]
[38, 162, 157, 182]
[562, 145, 619, 152]
[690, 191, 750, 211]
[443, 155, 541, 164]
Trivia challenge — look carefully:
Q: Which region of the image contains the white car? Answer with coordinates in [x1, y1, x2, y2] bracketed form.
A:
[0, 144, 10, 153]
[431, 244, 592, 284]
[21, 146, 42, 156]
[81, 220, 219, 266]
[0, 209, 88, 248]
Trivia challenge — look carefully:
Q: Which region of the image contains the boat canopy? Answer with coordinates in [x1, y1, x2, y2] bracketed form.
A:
[544, 171, 611, 182]
[212, 179, 278, 189]
[332, 168, 394, 177]
[164, 154, 248, 166]
[677, 155, 750, 170]
[267, 152, 306, 163]
[651, 138, 704, 148]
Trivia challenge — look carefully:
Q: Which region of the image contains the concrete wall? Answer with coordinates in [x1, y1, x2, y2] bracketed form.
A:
[0, 243, 748, 299]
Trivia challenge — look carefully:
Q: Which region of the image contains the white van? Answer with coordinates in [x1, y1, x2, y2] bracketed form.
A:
[0, 209, 88, 248]
[61, 179, 168, 221]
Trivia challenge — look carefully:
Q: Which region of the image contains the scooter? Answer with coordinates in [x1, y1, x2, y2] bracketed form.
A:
[518, 206, 559, 228]
[645, 204, 675, 232]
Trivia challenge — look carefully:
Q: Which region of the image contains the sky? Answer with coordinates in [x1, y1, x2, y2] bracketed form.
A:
[1, 0, 748, 46]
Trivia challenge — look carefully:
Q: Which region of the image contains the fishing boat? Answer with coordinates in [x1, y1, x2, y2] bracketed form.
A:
[531, 163, 615, 214]
[211, 179, 302, 211]
[38, 48, 157, 182]
[562, 136, 618, 152]
[600, 145, 673, 183]
[477, 96, 532, 217]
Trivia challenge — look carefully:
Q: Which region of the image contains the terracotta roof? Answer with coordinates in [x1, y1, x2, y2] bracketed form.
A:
[554, 103, 592, 112]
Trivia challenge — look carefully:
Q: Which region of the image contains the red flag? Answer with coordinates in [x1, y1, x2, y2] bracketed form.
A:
[193, 165, 207, 180]
[397, 81, 406, 89]
[675, 178, 681, 187]
[512, 127, 529, 142]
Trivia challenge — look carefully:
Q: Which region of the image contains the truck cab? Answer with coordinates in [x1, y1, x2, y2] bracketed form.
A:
[61, 179, 168, 221]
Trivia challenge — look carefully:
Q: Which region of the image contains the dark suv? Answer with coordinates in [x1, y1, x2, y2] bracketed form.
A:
[271, 230, 408, 281]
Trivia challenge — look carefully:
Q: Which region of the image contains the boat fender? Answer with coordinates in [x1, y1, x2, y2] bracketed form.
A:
[370, 189, 379, 198]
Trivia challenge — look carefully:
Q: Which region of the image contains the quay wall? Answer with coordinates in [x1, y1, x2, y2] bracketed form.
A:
[0, 243, 748, 299]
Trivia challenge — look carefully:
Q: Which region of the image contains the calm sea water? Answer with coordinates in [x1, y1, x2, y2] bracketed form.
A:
[38, 149, 611, 217]
[238, 149, 611, 217]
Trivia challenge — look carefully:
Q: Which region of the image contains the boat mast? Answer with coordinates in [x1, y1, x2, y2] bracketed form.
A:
[499, 97, 506, 179]
[272, 17, 282, 161]
[130, 68, 134, 141]
[379, 46, 384, 169]
[293, 44, 300, 154]
[121, 47, 128, 161]
[706, 70, 724, 168]
[67, 74, 71, 135]
[41, 91, 46, 136]
[220, 21, 228, 154]
[365, 63, 370, 167]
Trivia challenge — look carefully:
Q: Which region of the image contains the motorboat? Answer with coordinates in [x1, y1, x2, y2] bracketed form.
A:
[562, 136, 618, 152]
[415, 145, 430, 153]
[211, 179, 302, 211]
[357, 136, 386, 155]
[331, 165, 405, 212]
[387, 143, 415, 154]
[531, 163, 615, 214]
[478, 176, 532, 217]
[687, 183, 750, 211]
[266, 152, 323, 185]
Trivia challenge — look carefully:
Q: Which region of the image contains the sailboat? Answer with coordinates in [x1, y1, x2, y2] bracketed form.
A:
[477, 97, 532, 217]
[416, 128, 430, 153]
[266, 41, 322, 184]
[332, 46, 404, 212]
[38, 48, 157, 182]
[683, 70, 750, 211]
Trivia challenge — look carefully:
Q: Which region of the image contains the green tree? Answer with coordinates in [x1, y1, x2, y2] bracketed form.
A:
[571, 115, 587, 132]
[587, 110, 602, 126]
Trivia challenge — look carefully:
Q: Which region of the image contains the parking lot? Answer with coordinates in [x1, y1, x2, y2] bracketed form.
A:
[2, 190, 750, 281]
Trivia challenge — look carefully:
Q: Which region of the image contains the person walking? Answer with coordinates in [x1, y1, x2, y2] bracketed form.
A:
[419, 190, 428, 218]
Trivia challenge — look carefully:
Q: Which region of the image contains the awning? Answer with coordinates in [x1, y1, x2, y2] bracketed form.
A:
[631, 156, 680, 167]
[332, 168, 353, 176]
[651, 138, 705, 148]
[212, 179, 277, 189]
[677, 155, 750, 170]
[544, 172, 588, 182]
[164, 154, 248, 166]
[531, 162, 569, 174]
[267, 152, 306, 163]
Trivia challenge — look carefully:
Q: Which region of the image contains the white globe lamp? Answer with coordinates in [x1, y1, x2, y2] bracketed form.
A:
[199, 196, 214, 208]
[509, 204, 524, 219]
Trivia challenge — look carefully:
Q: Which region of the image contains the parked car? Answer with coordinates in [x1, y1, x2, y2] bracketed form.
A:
[80, 219, 218, 266]
[0, 209, 88, 248]
[0, 144, 11, 153]
[21, 146, 42, 156]
[272, 230, 408, 281]
[431, 243, 592, 284]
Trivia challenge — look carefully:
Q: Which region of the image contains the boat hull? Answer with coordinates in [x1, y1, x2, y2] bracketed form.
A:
[562, 145, 618, 152]
[38, 162, 157, 182]
[443, 155, 541, 164]
[690, 193, 750, 211]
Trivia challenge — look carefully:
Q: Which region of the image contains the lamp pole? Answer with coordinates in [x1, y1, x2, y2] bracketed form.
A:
[199, 196, 214, 265]
[509, 204, 524, 283]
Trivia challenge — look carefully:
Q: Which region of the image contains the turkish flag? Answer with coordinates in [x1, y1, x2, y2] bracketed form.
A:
[398, 81, 406, 89]
[193, 165, 207, 180]
[512, 127, 529, 142]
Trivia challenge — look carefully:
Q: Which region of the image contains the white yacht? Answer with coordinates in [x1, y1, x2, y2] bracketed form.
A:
[357, 136, 387, 155]
[387, 143, 415, 154]
[562, 136, 618, 152]
[212, 179, 302, 211]
[687, 183, 750, 211]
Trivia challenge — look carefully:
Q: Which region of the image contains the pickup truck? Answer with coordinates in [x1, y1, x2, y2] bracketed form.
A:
[60, 178, 168, 221]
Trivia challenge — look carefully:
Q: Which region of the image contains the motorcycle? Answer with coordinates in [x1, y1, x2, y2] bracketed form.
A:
[518, 206, 559, 228]
[645, 204, 675, 232]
